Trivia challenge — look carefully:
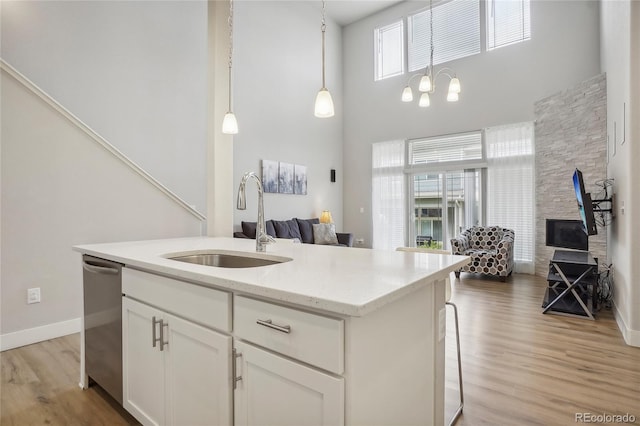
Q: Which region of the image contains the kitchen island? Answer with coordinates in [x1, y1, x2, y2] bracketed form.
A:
[74, 237, 469, 426]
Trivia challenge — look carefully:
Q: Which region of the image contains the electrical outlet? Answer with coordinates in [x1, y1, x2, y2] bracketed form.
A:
[27, 287, 41, 304]
[438, 308, 446, 342]
[355, 238, 365, 245]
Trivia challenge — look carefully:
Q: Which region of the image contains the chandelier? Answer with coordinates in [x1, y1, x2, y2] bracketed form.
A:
[401, 0, 461, 107]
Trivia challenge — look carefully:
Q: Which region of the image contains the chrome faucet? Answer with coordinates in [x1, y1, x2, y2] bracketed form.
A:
[237, 172, 275, 252]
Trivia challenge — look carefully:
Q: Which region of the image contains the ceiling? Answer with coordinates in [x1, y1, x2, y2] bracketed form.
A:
[320, 0, 405, 26]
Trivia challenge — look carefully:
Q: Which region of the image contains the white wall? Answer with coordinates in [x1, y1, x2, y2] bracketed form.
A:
[0, 0, 208, 212]
[232, 1, 344, 230]
[342, 0, 601, 248]
[600, 0, 640, 346]
[1, 69, 202, 342]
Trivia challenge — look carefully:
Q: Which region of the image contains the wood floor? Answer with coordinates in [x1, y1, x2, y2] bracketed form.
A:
[1, 273, 638, 425]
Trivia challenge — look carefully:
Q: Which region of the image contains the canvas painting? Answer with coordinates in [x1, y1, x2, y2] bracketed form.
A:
[262, 159, 279, 193]
[294, 164, 307, 195]
[278, 162, 294, 194]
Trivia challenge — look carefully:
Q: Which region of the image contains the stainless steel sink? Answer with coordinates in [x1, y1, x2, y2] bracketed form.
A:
[167, 251, 291, 268]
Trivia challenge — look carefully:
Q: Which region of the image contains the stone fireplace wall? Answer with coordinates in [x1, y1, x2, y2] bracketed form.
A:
[534, 74, 608, 277]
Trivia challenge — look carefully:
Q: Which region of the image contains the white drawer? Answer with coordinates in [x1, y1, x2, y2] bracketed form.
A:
[122, 267, 231, 332]
[234, 296, 344, 374]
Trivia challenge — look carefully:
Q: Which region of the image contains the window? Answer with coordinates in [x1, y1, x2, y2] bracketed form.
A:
[409, 132, 483, 165]
[408, 0, 481, 72]
[487, 0, 531, 50]
[372, 140, 405, 250]
[485, 122, 535, 273]
[374, 20, 404, 81]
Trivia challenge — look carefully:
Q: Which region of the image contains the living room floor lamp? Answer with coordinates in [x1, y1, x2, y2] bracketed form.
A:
[401, 0, 461, 107]
[222, 0, 239, 134]
[314, 0, 335, 118]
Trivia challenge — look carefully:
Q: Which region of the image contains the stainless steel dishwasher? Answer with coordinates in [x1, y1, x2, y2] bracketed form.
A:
[82, 255, 123, 404]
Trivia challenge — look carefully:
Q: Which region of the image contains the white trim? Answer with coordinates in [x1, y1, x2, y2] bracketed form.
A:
[613, 301, 640, 347]
[0, 58, 206, 222]
[0, 318, 81, 352]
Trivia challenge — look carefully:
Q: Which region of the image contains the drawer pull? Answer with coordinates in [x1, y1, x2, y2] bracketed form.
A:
[256, 319, 291, 334]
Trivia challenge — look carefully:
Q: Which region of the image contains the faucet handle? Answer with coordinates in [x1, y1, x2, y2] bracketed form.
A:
[259, 234, 276, 244]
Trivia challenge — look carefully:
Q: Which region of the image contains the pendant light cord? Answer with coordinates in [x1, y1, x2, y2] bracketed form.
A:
[321, 0, 327, 89]
[228, 0, 234, 111]
[429, 0, 434, 81]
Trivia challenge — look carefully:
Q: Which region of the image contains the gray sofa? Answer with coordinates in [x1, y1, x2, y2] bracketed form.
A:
[233, 218, 354, 247]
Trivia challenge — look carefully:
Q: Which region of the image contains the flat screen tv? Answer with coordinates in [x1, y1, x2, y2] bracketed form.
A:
[572, 168, 597, 236]
[545, 219, 589, 251]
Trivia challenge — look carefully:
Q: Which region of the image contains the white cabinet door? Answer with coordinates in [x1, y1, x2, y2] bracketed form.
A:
[164, 311, 232, 426]
[123, 297, 232, 426]
[234, 341, 344, 426]
[123, 297, 165, 426]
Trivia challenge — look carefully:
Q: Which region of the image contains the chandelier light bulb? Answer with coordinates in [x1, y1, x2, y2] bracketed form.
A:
[419, 75, 432, 92]
[401, 86, 414, 102]
[314, 88, 335, 118]
[419, 93, 431, 107]
[447, 91, 459, 102]
[449, 77, 461, 94]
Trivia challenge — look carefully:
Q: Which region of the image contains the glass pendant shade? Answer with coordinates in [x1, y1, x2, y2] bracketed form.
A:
[419, 75, 432, 92]
[401, 86, 413, 102]
[449, 77, 461, 94]
[419, 93, 431, 107]
[314, 88, 335, 118]
[447, 91, 459, 102]
[222, 112, 239, 134]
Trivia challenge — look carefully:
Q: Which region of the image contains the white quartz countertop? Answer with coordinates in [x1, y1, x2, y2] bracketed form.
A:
[74, 237, 470, 317]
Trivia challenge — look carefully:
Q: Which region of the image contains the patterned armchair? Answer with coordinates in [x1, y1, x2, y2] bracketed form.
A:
[450, 226, 515, 281]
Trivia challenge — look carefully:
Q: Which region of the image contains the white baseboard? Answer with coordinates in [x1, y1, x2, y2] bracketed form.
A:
[0, 317, 81, 351]
[612, 302, 640, 347]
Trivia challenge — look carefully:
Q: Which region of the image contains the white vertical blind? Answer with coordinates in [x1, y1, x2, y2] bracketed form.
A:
[487, 0, 531, 50]
[375, 20, 404, 81]
[372, 140, 406, 250]
[408, 0, 481, 72]
[486, 122, 535, 274]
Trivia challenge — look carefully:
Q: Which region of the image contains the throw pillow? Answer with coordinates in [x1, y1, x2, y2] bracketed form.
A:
[312, 223, 339, 245]
[273, 219, 303, 240]
[241, 221, 257, 239]
[295, 218, 320, 244]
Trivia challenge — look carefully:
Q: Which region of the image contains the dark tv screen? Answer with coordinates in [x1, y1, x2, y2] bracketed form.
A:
[545, 219, 589, 251]
[572, 169, 597, 236]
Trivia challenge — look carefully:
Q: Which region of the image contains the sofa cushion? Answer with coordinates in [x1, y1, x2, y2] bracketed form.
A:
[295, 218, 320, 244]
[241, 221, 257, 239]
[272, 219, 302, 240]
[241, 220, 276, 239]
[313, 223, 339, 245]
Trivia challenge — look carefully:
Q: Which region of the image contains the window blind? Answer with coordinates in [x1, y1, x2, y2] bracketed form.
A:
[408, 0, 481, 72]
[487, 0, 531, 50]
[372, 140, 406, 250]
[375, 20, 404, 81]
[486, 122, 535, 274]
[409, 132, 482, 165]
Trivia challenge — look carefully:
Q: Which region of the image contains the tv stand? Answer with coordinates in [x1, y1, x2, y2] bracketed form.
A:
[542, 250, 598, 320]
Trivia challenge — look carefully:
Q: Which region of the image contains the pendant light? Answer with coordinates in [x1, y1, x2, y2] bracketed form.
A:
[401, 0, 462, 107]
[222, 0, 238, 134]
[314, 0, 335, 118]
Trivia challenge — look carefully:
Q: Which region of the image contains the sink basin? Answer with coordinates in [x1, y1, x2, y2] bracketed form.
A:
[167, 251, 291, 268]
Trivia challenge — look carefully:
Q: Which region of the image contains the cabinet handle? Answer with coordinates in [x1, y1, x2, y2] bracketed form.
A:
[256, 319, 291, 334]
[152, 316, 160, 348]
[159, 319, 169, 351]
[232, 349, 242, 389]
